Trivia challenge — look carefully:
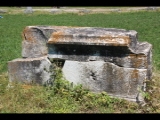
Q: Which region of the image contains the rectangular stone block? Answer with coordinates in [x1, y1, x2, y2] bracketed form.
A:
[8, 56, 53, 85]
[62, 61, 147, 102]
[22, 26, 69, 58]
[9, 25, 152, 103]
[47, 27, 138, 47]
[22, 26, 138, 58]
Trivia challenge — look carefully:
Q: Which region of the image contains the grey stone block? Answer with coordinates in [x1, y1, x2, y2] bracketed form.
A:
[24, 7, 33, 14]
[9, 26, 153, 102]
[8, 56, 53, 85]
[79, 9, 92, 14]
[62, 60, 147, 102]
[0, 9, 7, 13]
[146, 7, 157, 10]
[50, 9, 62, 14]
[22, 26, 69, 58]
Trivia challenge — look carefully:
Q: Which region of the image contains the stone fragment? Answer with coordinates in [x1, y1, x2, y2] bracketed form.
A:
[8, 56, 53, 85]
[24, 7, 33, 14]
[22, 26, 69, 58]
[0, 9, 7, 13]
[62, 60, 147, 102]
[79, 9, 92, 14]
[146, 7, 157, 10]
[50, 9, 62, 14]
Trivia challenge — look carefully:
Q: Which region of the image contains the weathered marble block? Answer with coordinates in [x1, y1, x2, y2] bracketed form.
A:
[47, 26, 152, 80]
[62, 61, 147, 101]
[9, 26, 152, 102]
[47, 26, 152, 102]
[8, 56, 53, 85]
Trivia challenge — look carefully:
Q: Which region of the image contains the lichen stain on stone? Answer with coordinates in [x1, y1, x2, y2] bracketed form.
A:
[48, 31, 65, 44]
[99, 35, 130, 46]
[47, 31, 73, 44]
[48, 32, 131, 46]
[136, 54, 147, 68]
[8, 62, 19, 75]
[131, 69, 139, 80]
[129, 54, 147, 68]
[22, 27, 37, 43]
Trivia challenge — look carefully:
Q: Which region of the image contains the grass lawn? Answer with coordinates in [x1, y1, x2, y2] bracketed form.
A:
[0, 9, 160, 113]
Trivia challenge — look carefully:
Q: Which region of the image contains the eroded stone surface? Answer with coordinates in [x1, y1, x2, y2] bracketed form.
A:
[22, 26, 71, 58]
[62, 60, 147, 102]
[10, 25, 152, 102]
[48, 27, 138, 49]
[8, 56, 53, 85]
[46, 26, 152, 80]
[48, 44, 151, 69]
[22, 26, 139, 58]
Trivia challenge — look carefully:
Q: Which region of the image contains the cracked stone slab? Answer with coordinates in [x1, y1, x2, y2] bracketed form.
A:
[62, 60, 147, 102]
[8, 56, 53, 85]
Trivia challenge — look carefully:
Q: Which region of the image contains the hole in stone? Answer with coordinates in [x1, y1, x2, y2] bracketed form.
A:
[89, 59, 96, 61]
[90, 71, 97, 81]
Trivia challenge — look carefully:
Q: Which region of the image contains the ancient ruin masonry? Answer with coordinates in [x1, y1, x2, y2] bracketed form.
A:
[8, 26, 152, 102]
